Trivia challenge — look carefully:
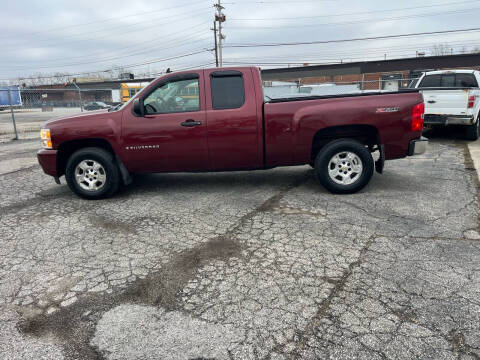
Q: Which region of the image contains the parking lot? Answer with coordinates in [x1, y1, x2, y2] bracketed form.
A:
[0, 108, 82, 142]
[0, 134, 479, 359]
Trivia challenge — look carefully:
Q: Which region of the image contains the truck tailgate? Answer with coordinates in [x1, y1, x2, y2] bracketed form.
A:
[422, 89, 470, 116]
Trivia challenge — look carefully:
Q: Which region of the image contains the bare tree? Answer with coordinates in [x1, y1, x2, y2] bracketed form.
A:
[432, 44, 453, 56]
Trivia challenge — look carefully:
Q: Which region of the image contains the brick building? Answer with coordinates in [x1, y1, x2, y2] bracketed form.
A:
[261, 53, 480, 91]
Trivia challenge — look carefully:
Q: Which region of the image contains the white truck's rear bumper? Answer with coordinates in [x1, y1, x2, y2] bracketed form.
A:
[424, 114, 475, 126]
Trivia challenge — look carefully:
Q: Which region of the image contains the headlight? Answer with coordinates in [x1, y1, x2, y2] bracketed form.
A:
[40, 128, 52, 149]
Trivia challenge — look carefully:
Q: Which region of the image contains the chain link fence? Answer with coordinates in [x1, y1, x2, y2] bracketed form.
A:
[0, 86, 130, 142]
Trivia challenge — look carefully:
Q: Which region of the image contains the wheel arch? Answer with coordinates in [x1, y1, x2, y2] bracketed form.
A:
[56, 138, 115, 177]
[311, 124, 380, 162]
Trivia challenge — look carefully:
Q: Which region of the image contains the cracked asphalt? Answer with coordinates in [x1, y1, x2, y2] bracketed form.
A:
[0, 135, 479, 360]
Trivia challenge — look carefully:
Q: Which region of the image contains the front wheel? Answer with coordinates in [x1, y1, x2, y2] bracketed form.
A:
[314, 139, 374, 194]
[65, 147, 120, 199]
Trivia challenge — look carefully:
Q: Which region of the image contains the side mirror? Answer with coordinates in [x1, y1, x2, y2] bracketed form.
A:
[132, 98, 144, 117]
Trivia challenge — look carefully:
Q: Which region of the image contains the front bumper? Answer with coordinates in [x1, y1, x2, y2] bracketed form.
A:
[424, 114, 474, 126]
[408, 137, 428, 156]
[37, 149, 58, 177]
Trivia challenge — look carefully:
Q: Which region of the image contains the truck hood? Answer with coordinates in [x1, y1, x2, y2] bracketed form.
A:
[43, 109, 109, 127]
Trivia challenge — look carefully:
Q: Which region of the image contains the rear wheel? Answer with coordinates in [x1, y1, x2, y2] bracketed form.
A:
[65, 147, 120, 199]
[465, 117, 479, 141]
[314, 139, 374, 194]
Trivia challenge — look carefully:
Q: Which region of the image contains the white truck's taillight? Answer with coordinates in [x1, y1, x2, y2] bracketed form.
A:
[468, 95, 476, 108]
[411, 102, 425, 132]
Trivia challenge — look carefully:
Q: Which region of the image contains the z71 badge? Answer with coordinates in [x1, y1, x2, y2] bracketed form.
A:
[376, 107, 399, 113]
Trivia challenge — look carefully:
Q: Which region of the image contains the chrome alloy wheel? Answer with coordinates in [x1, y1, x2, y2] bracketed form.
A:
[74, 159, 107, 191]
[328, 151, 363, 185]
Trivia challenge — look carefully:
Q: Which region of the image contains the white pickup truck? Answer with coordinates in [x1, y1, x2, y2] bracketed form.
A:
[413, 70, 480, 140]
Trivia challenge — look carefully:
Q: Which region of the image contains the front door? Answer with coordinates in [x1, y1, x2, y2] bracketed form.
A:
[122, 72, 209, 173]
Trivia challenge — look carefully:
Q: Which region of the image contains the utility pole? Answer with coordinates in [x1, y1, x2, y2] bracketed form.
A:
[214, 0, 225, 67]
[212, 20, 219, 67]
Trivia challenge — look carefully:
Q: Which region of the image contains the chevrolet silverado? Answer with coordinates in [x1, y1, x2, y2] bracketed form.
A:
[38, 66, 427, 199]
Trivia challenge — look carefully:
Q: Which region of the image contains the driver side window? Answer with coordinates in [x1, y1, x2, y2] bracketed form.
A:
[143, 77, 200, 115]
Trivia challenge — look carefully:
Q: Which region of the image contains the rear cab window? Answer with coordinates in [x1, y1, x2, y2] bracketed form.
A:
[455, 74, 478, 87]
[441, 74, 455, 87]
[418, 75, 441, 88]
[210, 71, 245, 110]
[418, 73, 478, 88]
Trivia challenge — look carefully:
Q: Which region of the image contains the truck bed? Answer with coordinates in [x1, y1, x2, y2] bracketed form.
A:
[263, 90, 424, 166]
[266, 89, 420, 103]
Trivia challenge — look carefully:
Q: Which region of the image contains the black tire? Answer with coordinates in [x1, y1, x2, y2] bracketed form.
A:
[314, 139, 374, 194]
[65, 147, 120, 199]
[465, 117, 479, 141]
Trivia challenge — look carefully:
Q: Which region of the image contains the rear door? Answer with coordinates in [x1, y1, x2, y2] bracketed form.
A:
[203, 68, 262, 170]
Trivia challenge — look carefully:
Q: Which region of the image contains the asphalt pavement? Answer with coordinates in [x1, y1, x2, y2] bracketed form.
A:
[0, 135, 479, 359]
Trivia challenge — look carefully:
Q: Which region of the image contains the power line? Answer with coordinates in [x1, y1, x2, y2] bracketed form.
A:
[0, 0, 209, 41]
[223, 49, 480, 66]
[227, 39, 480, 62]
[2, 37, 212, 71]
[224, 0, 334, 3]
[0, 10, 212, 51]
[229, 0, 477, 20]
[224, 27, 480, 48]
[226, 7, 479, 29]
[0, 49, 211, 80]
[7, 22, 211, 65]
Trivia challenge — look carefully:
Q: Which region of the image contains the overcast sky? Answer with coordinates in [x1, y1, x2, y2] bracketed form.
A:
[0, 0, 479, 81]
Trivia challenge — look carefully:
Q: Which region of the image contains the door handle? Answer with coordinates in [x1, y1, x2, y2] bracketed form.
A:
[427, 100, 436, 104]
[181, 119, 202, 127]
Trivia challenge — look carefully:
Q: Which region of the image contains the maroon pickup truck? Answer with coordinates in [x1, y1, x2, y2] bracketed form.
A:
[38, 66, 427, 199]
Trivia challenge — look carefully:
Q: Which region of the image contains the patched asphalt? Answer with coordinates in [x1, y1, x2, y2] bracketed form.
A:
[0, 136, 479, 359]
